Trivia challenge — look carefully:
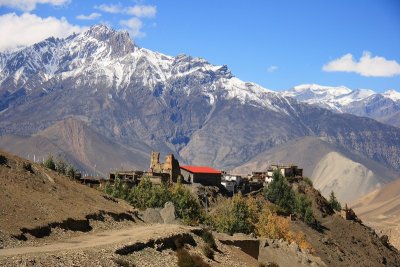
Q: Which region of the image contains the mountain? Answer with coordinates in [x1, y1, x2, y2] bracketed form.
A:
[0, 118, 150, 175]
[282, 84, 400, 127]
[352, 178, 400, 249]
[0, 24, 400, 186]
[233, 136, 399, 203]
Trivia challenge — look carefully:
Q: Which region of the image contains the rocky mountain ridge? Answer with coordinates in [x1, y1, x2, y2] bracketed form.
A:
[282, 84, 400, 127]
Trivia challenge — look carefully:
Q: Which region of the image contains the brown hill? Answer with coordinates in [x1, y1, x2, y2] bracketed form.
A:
[0, 117, 150, 176]
[233, 136, 398, 203]
[352, 178, 400, 249]
[0, 149, 135, 246]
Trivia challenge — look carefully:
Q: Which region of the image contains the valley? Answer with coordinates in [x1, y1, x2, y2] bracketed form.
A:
[0, 22, 400, 267]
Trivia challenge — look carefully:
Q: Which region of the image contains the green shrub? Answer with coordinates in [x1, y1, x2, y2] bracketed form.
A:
[44, 155, 56, 170]
[55, 158, 67, 174]
[303, 177, 313, 186]
[304, 207, 316, 225]
[176, 248, 209, 267]
[211, 194, 258, 235]
[295, 193, 315, 225]
[66, 165, 77, 179]
[105, 177, 204, 225]
[265, 171, 295, 214]
[328, 191, 342, 211]
[171, 183, 204, 225]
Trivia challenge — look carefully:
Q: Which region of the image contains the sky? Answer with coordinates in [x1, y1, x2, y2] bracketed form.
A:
[0, 0, 399, 92]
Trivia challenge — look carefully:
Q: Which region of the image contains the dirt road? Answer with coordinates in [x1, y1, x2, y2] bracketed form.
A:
[0, 224, 192, 257]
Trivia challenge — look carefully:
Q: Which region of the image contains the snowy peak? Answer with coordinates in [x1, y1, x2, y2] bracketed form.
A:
[291, 84, 352, 96]
[0, 24, 282, 112]
[383, 89, 400, 102]
[282, 84, 400, 127]
[282, 84, 354, 111]
[85, 24, 118, 40]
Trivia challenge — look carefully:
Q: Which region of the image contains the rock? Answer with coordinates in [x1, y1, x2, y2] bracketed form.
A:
[321, 237, 332, 244]
[380, 235, 390, 248]
[258, 238, 327, 267]
[160, 202, 179, 224]
[289, 242, 300, 253]
[142, 208, 163, 224]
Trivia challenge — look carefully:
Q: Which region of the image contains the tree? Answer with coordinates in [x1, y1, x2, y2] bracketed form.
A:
[44, 155, 56, 171]
[171, 183, 203, 225]
[55, 158, 67, 174]
[211, 194, 258, 235]
[265, 171, 295, 214]
[328, 191, 342, 211]
[66, 165, 76, 179]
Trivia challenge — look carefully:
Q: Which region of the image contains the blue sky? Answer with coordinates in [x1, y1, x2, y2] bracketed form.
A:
[0, 0, 399, 92]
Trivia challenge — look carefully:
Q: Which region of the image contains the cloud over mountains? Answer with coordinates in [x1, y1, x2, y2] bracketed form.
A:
[323, 51, 400, 77]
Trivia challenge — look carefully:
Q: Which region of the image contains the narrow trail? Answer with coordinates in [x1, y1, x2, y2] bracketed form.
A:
[0, 224, 192, 257]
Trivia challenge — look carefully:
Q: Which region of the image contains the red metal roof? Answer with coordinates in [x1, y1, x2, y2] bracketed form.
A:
[180, 166, 221, 174]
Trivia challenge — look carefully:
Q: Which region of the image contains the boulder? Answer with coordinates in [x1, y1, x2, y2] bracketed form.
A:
[160, 202, 180, 224]
[142, 208, 163, 224]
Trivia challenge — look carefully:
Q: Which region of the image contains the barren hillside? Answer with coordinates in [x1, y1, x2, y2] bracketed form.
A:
[352, 178, 400, 249]
[0, 149, 135, 243]
[0, 118, 150, 175]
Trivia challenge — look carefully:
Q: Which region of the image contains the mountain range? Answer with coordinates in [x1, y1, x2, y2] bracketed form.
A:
[282, 84, 400, 128]
[0, 24, 399, 203]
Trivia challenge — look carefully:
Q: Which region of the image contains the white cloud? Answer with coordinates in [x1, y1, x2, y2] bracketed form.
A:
[120, 17, 145, 38]
[126, 5, 156, 18]
[94, 4, 123, 14]
[267, 65, 278, 73]
[76, 12, 101, 20]
[0, 0, 69, 11]
[323, 52, 400, 77]
[95, 3, 156, 18]
[0, 13, 84, 51]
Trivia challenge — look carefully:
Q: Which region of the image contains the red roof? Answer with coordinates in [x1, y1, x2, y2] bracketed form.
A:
[180, 166, 221, 174]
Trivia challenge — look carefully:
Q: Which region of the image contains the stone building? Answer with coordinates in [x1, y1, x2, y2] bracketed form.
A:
[268, 165, 303, 178]
[149, 151, 181, 183]
[180, 165, 221, 186]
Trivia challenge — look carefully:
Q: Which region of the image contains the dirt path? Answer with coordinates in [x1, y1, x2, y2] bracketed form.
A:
[0, 224, 192, 257]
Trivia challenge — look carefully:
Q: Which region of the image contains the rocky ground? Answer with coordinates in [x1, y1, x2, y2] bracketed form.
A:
[0, 224, 260, 267]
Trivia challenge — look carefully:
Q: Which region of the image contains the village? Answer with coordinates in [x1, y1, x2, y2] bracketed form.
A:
[81, 151, 304, 195]
[79, 151, 357, 220]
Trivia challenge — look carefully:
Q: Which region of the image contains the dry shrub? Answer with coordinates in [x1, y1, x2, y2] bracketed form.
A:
[286, 231, 313, 252]
[201, 244, 214, 259]
[256, 207, 290, 239]
[256, 207, 313, 252]
[201, 230, 217, 250]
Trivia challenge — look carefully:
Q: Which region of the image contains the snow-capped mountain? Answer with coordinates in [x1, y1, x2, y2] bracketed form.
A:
[0, 24, 281, 113]
[383, 89, 400, 102]
[1, 24, 400, 176]
[282, 84, 400, 127]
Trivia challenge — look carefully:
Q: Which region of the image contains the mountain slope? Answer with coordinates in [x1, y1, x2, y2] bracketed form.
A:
[0, 149, 134, 237]
[0, 118, 150, 175]
[352, 178, 400, 249]
[233, 136, 398, 203]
